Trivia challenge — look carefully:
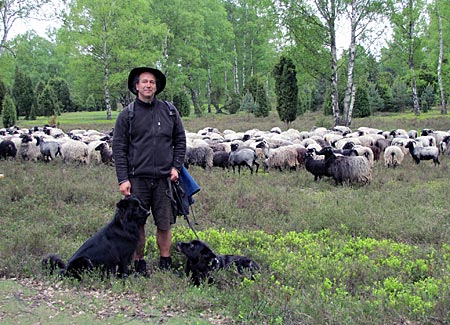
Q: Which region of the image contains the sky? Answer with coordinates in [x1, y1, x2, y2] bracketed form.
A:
[9, 3, 390, 59]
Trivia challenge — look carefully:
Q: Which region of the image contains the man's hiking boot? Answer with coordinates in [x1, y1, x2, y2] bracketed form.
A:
[134, 259, 148, 277]
[159, 256, 172, 271]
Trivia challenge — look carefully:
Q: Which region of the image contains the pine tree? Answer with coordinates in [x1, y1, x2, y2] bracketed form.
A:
[273, 56, 299, 124]
[48, 78, 73, 113]
[254, 83, 269, 117]
[12, 67, 35, 119]
[0, 80, 7, 116]
[353, 85, 371, 118]
[245, 76, 269, 118]
[37, 85, 59, 117]
[2, 94, 17, 128]
[34, 80, 46, 116]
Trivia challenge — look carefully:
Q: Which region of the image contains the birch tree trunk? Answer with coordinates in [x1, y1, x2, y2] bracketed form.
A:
[342, 0, 357, 126]
[242, 31, 246, 89]
[102, 23, 112, 120]
[408, 0, 420, 116]
[189, 73, 201, 116]
[207, 64, 212, 113]
[329, 5, 340, 127]
[233, 43, 240, 94]
[437, 9, 446, 114]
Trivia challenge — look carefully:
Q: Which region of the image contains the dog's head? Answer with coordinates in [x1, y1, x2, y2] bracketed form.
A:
[176, 240, 221, 285]
[116, 194, 150, 226]
[176, 240, 220, 268]
[177, 240, 213, 258]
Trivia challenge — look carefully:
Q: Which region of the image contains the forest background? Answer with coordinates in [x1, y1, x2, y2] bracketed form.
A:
[0, 0, 449, 128]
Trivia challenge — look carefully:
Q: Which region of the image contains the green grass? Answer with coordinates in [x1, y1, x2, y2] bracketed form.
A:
[1, 109, 450, 324]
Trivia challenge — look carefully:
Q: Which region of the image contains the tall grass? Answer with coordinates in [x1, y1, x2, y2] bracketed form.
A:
[1, 110, 449, 323]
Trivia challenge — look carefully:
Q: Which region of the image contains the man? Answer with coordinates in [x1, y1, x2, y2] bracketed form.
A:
[112, 67, 186, 275]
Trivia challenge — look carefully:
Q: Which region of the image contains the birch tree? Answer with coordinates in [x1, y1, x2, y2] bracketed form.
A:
[0, 0, 51, 56]
[269, 0, 344, 126]
[62, 0, 164, 119]
[341, 0, 387, 126]
[389, 0, 426, 115]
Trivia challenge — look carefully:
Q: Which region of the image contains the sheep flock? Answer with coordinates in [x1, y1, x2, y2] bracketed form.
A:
[1, 124, 449, 186]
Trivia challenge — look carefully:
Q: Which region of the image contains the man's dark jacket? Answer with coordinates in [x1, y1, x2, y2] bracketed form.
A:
[112, 98, 186, 184]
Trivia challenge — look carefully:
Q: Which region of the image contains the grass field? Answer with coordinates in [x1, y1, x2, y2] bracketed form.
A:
[0, 110, 449, 324]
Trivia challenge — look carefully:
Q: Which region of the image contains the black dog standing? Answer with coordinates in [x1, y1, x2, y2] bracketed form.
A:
[176, 239, 260, 286]
[42, 195, 149, 279]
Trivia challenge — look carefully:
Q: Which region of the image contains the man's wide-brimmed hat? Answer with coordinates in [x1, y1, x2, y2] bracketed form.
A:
[128, 67, 166, 95]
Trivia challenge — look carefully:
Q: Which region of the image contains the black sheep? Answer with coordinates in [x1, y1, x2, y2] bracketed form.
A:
[213, 150, 229, 170]
[0, 140, 17, 159]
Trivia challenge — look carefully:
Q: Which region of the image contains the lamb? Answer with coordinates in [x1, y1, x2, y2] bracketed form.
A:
[0, 140, 17, 160]
[35, 136, 62, 162]
[405, 141, 440, 166]
[317, 146, 371, 185]
[228, 143, 259, 175]
[304, 148, 330, 181]
[383, 145, 405, 168]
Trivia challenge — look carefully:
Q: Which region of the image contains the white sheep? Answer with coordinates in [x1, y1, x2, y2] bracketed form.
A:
[264, 145, 299, 171]
[19, 134, 41, 161]
[61, 139, 89, 164]
[383, 145, 405, 168]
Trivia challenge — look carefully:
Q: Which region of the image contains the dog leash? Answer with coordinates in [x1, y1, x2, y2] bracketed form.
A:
[184, 210, 200, 240]
[167, 178, 200, 240]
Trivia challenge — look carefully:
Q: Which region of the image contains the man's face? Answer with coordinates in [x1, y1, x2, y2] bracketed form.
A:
[136, 72, 157, 101]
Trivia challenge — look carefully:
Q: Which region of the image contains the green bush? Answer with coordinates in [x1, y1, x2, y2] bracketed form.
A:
[224, 93, 241, 114]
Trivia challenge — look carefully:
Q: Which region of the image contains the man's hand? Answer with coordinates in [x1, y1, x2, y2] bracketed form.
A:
[170, 167, 179, 182]
[119, 180, 131, 196]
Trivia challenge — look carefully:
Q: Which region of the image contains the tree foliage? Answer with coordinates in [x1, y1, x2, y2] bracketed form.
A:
[0, 0, 447, 124]
[173, 92, 191, 118]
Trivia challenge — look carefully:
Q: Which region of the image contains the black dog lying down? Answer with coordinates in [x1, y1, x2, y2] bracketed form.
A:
[42, 195, 149, 279]
[176, 239, 260, 285]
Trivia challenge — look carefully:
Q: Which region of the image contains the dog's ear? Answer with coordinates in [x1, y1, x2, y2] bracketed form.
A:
[200, 247, 218, 264]
[116, 197, 129, 209]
